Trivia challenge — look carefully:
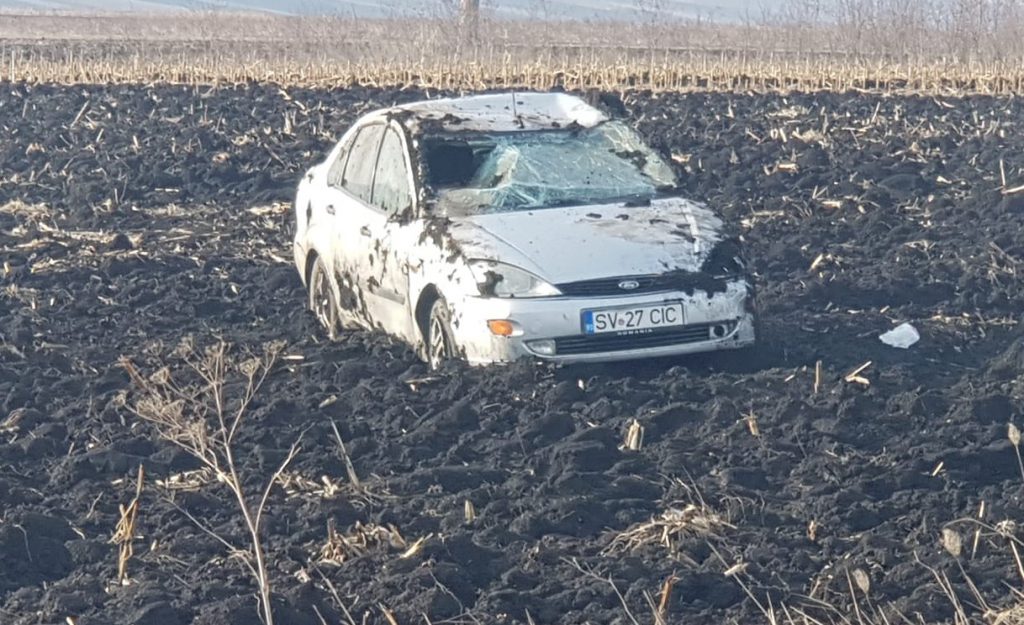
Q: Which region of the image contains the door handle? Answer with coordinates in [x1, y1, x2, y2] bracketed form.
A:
[360, 226, 372, 237]
[325, 204, 335, 215]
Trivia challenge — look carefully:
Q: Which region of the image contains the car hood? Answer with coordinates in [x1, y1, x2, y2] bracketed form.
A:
[446, 197, 725, 284]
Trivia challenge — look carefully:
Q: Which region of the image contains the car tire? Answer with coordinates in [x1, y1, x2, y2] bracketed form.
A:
[308, 256, 340, 341]
[427, 298, 456, 369]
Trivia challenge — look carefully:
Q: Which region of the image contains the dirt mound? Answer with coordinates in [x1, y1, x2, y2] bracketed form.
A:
[2, 83, 1024, 624]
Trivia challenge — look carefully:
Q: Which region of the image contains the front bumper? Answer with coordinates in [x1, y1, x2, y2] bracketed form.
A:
[452, 280, 755, 365]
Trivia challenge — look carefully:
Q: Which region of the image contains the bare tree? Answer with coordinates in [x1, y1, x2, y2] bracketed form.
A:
[461, 0, 481, 23]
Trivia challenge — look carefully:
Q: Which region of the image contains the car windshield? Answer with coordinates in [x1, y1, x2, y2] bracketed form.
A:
[421, 121, 678, 216]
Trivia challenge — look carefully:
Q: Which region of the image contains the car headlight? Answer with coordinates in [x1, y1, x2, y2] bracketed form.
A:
[468, 260, 562, 298]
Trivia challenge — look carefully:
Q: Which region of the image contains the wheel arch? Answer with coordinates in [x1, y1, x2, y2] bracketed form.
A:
[413, 284, 443, 344]
[304, 248, 320, 287]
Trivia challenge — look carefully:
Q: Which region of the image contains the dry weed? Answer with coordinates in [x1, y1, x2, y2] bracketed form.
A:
[121, 340, 298, 625]
[110, 465, 145, 585]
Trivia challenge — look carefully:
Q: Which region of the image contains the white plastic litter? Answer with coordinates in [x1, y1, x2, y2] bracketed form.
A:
[879, 323, 920, 349]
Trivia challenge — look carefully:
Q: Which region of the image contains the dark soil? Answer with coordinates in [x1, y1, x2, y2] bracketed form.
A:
[2, 83, 1024, 624]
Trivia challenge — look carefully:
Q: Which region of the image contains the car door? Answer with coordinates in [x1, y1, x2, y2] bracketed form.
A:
[330, 122, 385, 326]
[358, 122, 421, 341]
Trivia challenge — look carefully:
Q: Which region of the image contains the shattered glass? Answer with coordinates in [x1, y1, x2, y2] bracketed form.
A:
[423, 121, 678, 215]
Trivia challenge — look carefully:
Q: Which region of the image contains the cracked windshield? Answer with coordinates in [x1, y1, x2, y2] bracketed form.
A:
[423, 121, 678, 215]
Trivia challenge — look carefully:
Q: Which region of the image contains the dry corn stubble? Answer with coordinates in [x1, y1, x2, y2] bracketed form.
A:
[622, 418, 645, 451]
[942, 527, 964, 558]
[850, 568, 870, 595]
[606, 503, 734, 558]
[316, 518, 409, 566]
[1010, 423, 1024, 484]
[743, 410, 760, 437]
[110, 465, 145, 585]
[8, 13, 1024, 94]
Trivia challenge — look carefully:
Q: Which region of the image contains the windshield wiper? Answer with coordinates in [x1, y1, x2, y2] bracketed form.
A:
[531, 198, 591, 209]
[536, 193, 654, 209]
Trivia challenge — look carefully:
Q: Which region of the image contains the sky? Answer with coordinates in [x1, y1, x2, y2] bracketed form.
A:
[0, 0, 778, 21]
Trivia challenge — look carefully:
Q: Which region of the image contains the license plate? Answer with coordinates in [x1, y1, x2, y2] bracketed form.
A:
[583, 303, 685, 335]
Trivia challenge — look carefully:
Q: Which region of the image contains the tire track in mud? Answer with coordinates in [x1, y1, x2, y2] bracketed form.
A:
[2, 84, 1024, 624]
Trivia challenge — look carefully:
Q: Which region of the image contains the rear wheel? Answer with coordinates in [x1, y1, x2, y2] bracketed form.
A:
[308, 256, 339, 341]
[427, 298, 456, 369]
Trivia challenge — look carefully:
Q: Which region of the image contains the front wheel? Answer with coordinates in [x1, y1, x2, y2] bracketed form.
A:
[427, 298, 456, 369]
[308, 256, 339, 341]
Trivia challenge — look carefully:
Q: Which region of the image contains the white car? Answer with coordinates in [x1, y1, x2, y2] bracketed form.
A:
[292, 92, 755, 367]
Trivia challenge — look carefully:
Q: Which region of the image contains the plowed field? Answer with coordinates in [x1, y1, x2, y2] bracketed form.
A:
[2, 84, 1024, 624]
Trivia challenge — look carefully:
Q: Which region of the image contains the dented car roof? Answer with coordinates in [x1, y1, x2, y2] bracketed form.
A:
[372, 92, 609, 134]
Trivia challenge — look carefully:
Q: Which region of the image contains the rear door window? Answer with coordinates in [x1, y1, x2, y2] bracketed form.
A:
[342, 124, 385, 204]
[371, 127, 414, 216]
[326, 136, 354, 188]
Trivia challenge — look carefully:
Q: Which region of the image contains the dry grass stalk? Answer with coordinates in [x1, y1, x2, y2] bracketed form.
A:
[990, 603, 1024, 625]
[642, 591, 665, 625]
[972, 501, 986, 559]
[845, 568, 866, 624]
[606, 503, 733, 555]
[707, 542, 778, 625]
[110, 464, 145, 585]
[563, 557, 643, 625]
[330, 420, 361, 490]
[379, 604, 400, 625]
[120, 339, 298, 625]
[1011, 541, 1024, 590]
[656, 574, 678, 623]
[916, 553, 971, 625]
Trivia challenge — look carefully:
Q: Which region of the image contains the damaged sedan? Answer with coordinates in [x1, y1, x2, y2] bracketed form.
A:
[292, 92, 755, 367]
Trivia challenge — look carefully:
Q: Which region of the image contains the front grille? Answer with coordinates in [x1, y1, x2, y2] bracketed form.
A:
[556, 274, 728, 297]
[554, 321, 737, 356]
